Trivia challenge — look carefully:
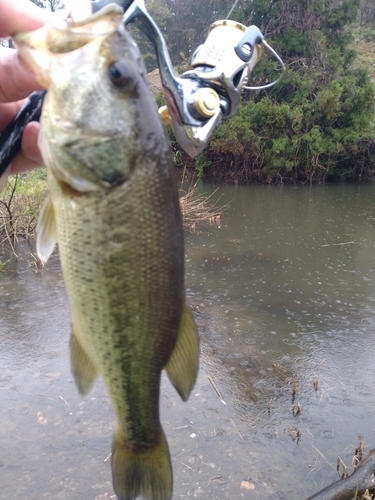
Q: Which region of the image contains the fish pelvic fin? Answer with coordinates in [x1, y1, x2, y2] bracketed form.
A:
[36, 194, 57, 264]
[70, 325, 98, 396]
[165, 303, 199, 402]
[111, 427, 172, 500]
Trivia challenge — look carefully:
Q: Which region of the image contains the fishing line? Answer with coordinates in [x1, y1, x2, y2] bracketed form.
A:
[224, 0, 286, 91]
[226, 0, 242, 20]
[243, 40, 286, 90]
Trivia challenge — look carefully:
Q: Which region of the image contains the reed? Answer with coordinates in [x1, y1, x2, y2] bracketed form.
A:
[179, 186, 223, 232]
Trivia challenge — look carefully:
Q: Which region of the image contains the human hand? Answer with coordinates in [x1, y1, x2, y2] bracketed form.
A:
[0, 0, 91, 191]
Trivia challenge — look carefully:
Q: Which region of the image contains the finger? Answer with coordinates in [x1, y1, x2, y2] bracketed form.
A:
[0, 151, 41, 193]
[0, 166, 10, 192]
[0, 99, 28, 131]
[0, 48, 45, 102]
[21, 121, 43, 165]
[0, 0, 52, 38]
[7, 150, 42, 176]
[0, 122, 42, 190]
[0, 0, 92, 102]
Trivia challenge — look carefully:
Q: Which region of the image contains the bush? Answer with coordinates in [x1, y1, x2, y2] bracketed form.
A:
[188, 0, 375, 183]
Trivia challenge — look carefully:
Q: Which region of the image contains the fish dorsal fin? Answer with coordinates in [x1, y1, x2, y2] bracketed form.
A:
[36, 194, 57, 264]
[165, 303, 199, 401]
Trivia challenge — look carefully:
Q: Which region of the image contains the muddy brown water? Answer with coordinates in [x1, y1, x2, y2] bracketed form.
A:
[1, 183, 375, 499]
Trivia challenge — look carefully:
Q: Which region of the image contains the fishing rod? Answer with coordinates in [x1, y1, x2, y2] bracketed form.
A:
[0, 0, 285, 176]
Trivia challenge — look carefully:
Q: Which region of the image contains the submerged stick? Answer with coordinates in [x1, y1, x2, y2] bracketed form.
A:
[306, 449, 375, 500]
[228, 416, 244, 442]
[207, 375, 226, 404]
[320, 241, 356, 247]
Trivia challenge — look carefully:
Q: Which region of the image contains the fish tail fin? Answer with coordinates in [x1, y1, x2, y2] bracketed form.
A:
[165, 303, 199, 401]
[111, 427, 172, 500]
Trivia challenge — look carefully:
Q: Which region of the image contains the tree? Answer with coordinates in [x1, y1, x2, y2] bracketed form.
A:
[29, 0, 45, 7]
[162, 0, 231, 65]
[127, 0, 172, 71]
[45, 0, 64, 12]
[359, 0, 375, 25]
[172, 0, 375, 183]
[29, 0, 64, 12]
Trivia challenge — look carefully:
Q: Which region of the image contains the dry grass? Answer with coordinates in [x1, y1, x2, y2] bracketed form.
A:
[179, 186, 224, 232]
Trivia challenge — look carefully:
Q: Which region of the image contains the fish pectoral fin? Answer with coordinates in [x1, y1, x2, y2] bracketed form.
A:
[165, 303, 199, 402]
[70, 326, 98, 396]
[36, 194, 57, 264]
[112, 427, 172, 500]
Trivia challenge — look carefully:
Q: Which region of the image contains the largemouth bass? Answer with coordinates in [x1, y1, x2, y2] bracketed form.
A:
[15, 6, 199, 500]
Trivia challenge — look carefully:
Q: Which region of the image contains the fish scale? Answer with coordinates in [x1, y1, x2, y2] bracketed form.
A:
[15, 5, 199, 500]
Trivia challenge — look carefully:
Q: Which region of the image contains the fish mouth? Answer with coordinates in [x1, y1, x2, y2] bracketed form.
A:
[14, 4, 125, 89]
[15, 5, 139, 193]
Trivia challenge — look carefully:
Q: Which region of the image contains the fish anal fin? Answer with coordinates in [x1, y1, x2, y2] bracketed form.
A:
[112, 427, 172, 500]
[36, 194, 57, 264]
[70, 325, 98, 396]
[165, 303, 199, 402]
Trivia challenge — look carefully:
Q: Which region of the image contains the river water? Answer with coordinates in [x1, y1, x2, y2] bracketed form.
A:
[1, 183, 375, 499]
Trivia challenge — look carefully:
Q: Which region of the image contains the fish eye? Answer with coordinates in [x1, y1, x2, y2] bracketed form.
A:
[108, 60, 135, 89]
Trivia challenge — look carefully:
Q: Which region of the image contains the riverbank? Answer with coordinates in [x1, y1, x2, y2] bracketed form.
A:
[1, 183, 375, 498]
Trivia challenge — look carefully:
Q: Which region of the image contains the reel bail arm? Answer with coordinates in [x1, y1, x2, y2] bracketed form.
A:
[123, 0, 285, 157]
